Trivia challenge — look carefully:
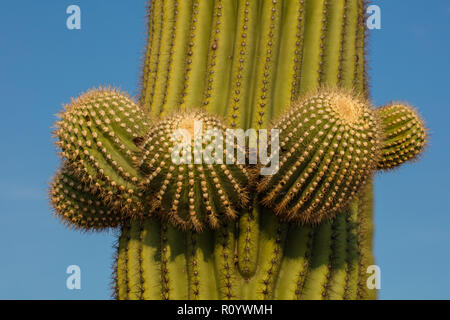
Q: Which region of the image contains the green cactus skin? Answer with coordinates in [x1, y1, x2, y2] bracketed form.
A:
[138, 111, 252, 232]
[54, 88, 149, 215]
[50, 162, 124, 230]
[113, 0, 378, 300]
[375, 103, 427, 170]
[258, 89, 381, 225]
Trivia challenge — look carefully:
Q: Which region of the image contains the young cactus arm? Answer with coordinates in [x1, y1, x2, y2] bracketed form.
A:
[50, 162, 125, 230]
[53, 88, 150, 216]
[375, 103, 427, 170]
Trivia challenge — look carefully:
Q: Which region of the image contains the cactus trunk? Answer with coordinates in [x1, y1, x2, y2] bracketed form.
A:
[113, 0, 377, 300]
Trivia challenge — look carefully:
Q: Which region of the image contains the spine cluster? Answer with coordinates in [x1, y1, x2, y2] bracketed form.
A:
[50, 163, 124, 230]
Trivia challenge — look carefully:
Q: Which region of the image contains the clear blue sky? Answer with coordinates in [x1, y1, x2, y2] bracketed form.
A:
[0, 1, 448, 299]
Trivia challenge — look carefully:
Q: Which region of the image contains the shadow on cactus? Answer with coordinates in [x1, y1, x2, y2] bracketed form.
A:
[49, 0, 428, 300]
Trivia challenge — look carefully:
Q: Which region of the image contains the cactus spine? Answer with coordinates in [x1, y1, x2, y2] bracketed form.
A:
[116, 0, 376, 300]
[50, 0, 427, 300]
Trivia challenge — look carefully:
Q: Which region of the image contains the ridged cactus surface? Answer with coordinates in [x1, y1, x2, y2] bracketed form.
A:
[49, 0, 428, 300]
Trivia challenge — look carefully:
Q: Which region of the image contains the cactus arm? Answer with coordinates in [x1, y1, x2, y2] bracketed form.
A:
[53, 89, 150, 220]
[49, 164, 124, 230]
[375, 103, 427, 170]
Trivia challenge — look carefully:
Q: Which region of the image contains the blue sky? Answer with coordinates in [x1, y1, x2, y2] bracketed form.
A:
[0, 1, 448, 299]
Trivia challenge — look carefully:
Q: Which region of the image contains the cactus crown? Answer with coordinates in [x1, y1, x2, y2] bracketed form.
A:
[49, 162, 124, 230]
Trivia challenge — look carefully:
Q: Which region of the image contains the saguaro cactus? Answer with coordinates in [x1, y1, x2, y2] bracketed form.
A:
[50, 0, 427, 300]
